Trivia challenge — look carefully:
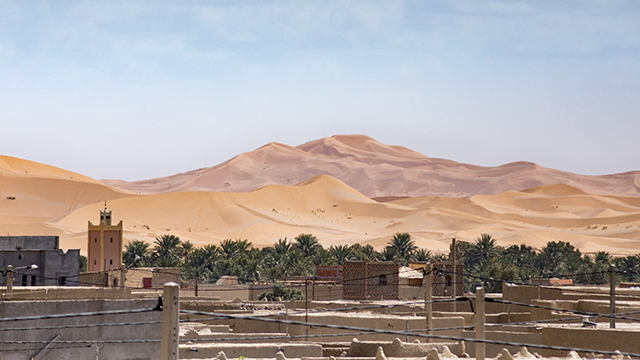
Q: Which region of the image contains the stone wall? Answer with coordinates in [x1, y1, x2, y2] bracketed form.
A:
[0, 298, 160, 359]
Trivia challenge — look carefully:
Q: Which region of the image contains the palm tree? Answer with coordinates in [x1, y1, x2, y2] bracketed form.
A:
[329, 245, 352, 265]
[124, 239, 151, 268]
[219, 239, 252, 259]
[178, 240, 195, 260]
[273, 238, 291, 256]
[153, 234, 182, 266]
[537, 241, 582, 278]
[413, 248, 433, 262]
[311, 248, 336, 266]
[294, 234, 321, 257]
[467, 233, 501, 270]
[379, 247, 399, 262]
[387, 233, 417, 263]
[349, 244, 379, 261]
[614, 255, 640, 283]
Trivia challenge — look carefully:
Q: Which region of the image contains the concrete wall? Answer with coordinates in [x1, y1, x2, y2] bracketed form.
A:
[0, 298, 161, 360]
[541, 327, 640, 358]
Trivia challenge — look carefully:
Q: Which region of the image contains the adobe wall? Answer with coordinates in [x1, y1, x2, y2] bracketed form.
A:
[0, 298, 160, 360]
[461, 329, 542, 358]
[540, 327, 640, 357]
[179, 343, 322, 359]
[201, 312, 466, 343]
[347, 338, 466, 357]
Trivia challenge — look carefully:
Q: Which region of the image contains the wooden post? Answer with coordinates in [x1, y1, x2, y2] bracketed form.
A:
[6, 265, 13, 299]
[305, 278, 309, 341]
[120, 264, 126, 298]
[475, 287, 485, 360]
[610, 264, 616, 329]
[451, 238, 457, 313]
[161, 282, 180, 360]
[425, 263, 433, 343]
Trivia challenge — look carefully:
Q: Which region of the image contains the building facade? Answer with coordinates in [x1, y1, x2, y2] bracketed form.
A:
[342, 260, 399, 300]
[0, 235, 80, 286]
[87, 207, 123, 272]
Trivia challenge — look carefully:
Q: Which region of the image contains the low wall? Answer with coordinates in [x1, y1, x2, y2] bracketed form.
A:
[2, 286, 130, 300]
[0, 298, 161, 360]
[461, 329, 542, 358]
[541, 327, 640, 357]
[179, 343, 323, 359]
[197, 311, 466, 343]
[347, 338, 466, 357]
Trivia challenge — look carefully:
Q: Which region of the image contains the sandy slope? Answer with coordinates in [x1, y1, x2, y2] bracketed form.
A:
[2, 156, 640, 256]
[101, 134, 640, 198]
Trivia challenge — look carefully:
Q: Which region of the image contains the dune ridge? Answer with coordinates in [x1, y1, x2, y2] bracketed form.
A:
[2, 147, 639, 256]
[101, 134, 640, 198]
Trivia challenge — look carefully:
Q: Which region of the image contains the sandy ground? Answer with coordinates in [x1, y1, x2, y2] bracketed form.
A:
[1, 155, 639, 256]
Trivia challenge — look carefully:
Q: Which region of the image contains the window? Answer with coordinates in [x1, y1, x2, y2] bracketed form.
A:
[22, 275, 28, 286]
[18, 254, 23, 260]
[58, 276, 67, 286]
[378, 275, 387, 286]
[110, 237, 113, 243]
[95, 238, 97, 243]
[31, 275, 37, 286]
[110, 259, 113, 265]
[94, 259, 96, 265]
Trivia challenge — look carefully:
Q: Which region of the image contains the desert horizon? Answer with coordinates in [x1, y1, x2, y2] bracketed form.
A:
[1, 135, 639, 257]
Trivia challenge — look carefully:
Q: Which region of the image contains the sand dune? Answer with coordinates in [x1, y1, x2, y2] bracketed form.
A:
[102, 134, 640, 198]
[0, 156, 132, 222]
[2, 153, 640, 257]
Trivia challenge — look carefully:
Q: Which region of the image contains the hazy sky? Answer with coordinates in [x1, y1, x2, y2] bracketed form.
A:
[2, 1, 639, 181]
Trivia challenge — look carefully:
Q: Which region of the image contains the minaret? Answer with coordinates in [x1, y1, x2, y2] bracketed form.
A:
[87, 202, 123, 272]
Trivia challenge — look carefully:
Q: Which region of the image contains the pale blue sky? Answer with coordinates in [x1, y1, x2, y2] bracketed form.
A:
[1, 1, 639, 181]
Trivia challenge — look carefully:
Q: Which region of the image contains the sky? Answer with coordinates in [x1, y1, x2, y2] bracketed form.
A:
[1, 1, 639, 181]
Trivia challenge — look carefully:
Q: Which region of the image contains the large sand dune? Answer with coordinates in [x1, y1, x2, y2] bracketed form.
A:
[102, 134, 640, 198]
[2, 155, 639, 256]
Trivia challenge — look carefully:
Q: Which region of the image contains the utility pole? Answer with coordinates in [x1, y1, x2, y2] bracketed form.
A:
[451, 238, 457, 313]
[6, 265, 13, 299]
[305, 277, 309, 341]
[424, 263, 432, 343]
[475, 287, 485, 360]
[610, 264, 616, 329]
[120, 264, 126, 298]
[161, 282, 180, 360]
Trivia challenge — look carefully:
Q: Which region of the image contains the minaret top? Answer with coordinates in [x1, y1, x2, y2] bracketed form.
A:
[100, 201, 112, 225]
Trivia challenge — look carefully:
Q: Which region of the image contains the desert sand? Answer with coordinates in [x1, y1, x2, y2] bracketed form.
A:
[1, 151, 639, 257]
[102, 135, 640, 198]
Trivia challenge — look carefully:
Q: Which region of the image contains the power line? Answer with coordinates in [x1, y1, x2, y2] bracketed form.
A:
[0, 307, 158, 323]
[0, 320, 161, 332]
[488, 298, 640, 322]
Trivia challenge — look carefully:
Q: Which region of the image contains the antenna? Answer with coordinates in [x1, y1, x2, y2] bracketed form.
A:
[104, 201, 107, 211]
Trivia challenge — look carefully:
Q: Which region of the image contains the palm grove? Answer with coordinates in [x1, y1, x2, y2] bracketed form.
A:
[122, 233, 640, 292]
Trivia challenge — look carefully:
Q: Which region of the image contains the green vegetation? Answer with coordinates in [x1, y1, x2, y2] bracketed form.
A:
[121, 232, 640, 292]
[258, 282, 305, 301]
